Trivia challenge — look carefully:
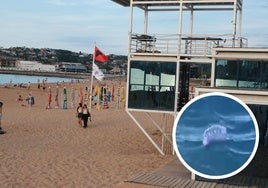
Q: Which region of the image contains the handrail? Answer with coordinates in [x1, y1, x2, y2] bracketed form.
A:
[130, 33, 248, 56]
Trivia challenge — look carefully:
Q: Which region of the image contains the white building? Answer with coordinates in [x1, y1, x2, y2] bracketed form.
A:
[16, 61, 56, 72]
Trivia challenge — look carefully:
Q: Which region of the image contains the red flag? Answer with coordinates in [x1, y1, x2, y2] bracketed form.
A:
[94, 46, 108, 63]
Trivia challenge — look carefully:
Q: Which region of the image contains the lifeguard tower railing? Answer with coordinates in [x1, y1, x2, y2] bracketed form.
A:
[130, 33, 248, 56]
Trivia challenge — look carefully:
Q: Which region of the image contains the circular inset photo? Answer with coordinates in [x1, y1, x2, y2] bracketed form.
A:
[173, 92, 259, 180]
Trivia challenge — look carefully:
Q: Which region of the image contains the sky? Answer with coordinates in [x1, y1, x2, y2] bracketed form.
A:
[0, 0, 267, 55]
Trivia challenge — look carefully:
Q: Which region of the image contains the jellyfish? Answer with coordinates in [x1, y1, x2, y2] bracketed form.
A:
[203, 125, 227, 146]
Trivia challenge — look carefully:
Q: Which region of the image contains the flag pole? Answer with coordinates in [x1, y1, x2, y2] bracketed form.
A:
[89, 44, 96, 110]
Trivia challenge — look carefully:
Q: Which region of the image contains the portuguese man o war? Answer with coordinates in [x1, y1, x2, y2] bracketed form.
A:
[203, 125, 228, 146]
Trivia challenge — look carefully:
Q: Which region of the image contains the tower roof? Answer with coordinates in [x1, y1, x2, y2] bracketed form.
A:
[111, 0, 242, 11]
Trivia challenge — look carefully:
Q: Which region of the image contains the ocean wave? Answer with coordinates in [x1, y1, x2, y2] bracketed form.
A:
[229, 131, 256, 142]
[214, 111, 252, 123]
[229, 147, 252, 155]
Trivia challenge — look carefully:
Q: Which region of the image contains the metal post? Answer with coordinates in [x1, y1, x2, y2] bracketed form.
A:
[232, 0, 238, 47]
[144, 6, 148, 34]
[189, 6, 194, 54]
[126, 0, 133, 110]
[238, 0, 243, 47]
[126, 110, 165, 155]
[128, 0, 134, 55]
[178, 0, 184, 55]
[174, 60, 180, 113]
[175, 0, 183, 114]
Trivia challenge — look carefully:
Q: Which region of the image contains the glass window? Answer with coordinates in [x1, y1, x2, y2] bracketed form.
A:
[215, 59, 268, 89]
[215, 60, 238, 87]
[161, 62, 176, 86]
[145, 62, 160, 85]
[128, 60, 176, 111]
[130, 61, 144, 84]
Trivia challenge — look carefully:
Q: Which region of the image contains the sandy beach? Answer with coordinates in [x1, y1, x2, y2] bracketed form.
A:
[0, 79, 174, 188]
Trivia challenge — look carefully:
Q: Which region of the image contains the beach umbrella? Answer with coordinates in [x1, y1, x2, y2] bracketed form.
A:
[107, 87, 111, 102]
[46, 87, 52, 109]
[91, 85, 96, 107]
[63, 87, 67, 109]
[100, 86, 104, 101]
[55, 86, 59, 108]
[112, 85, 115, 101]
[71, 86, 75, 108]
[120, 87, 125, 101]
[120, 87, 125, 109]
[79, 87, 83, 104]
[96, 85, 101, 110]
[86, 89, 90, 106]
[115, 87, 120, 109]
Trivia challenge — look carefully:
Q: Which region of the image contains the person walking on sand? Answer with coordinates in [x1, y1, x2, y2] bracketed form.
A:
[82, 104, 91, 128]
[76, 103, 83, 126]
[26, 93, 35, 108]
[0, 102, 5, 134]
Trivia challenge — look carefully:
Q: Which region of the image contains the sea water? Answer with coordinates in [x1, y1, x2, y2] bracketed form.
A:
[175, 95, 256, 177]
[0, 73, 76, 85]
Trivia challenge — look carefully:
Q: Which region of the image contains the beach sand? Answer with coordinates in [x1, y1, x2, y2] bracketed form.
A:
[0, 80, 174, 188]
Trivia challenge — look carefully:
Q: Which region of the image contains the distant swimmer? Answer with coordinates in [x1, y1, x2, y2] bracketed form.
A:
[203, 125, 227, 146]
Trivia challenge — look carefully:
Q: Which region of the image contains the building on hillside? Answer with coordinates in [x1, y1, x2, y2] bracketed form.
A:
[16, 60, 56, 72]
[58, 62, 87, 73]
[109, 65, 121, 74]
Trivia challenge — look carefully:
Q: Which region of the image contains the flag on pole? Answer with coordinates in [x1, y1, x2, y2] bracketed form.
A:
[89, 44, 107, 109]
[94, 46, 108, 63]
[93, 63, 104, 81]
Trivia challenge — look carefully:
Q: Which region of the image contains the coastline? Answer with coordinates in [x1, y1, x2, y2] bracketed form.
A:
[0, 69, 126, 80]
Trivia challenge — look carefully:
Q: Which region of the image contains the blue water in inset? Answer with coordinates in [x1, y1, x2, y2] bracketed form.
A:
[0, 73, 77, 85]
[176, 95, 256, 176]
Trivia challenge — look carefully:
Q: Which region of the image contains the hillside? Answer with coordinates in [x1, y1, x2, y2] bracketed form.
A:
[0, 47, 127, 73]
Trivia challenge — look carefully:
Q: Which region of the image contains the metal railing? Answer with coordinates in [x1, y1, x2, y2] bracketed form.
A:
[130, 33, 248, 56]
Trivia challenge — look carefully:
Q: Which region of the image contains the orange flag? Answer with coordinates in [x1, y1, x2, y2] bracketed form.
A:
[94, 46, 108, 63]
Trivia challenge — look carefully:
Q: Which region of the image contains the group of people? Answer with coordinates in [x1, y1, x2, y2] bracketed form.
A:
[76, 103, 91, 128]
[17, 93, 35, 107]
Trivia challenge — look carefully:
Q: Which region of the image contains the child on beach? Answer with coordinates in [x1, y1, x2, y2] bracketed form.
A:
[17, 95, 25, 106]
[17, 95, 23, 102]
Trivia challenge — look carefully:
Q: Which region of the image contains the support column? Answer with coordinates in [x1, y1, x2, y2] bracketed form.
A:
[232, 0, 238, 47]
[144, 6, 148, 34]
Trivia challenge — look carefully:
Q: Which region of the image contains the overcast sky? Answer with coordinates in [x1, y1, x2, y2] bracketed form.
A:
[0, 0, 267, 55]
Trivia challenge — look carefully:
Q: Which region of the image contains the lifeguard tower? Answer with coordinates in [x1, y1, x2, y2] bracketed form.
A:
[112, 1, 268, 179]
